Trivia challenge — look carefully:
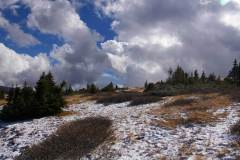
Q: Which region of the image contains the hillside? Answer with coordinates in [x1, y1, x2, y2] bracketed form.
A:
[0, 90, 240, 159]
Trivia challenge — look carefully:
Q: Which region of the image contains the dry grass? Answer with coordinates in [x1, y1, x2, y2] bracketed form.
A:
[222, 88, 240, 102]
[57, 111, 78, 117]
[65, 92, 123, 105]
[151, 93, 232, 129]
[0, 99, 7, 106]
[164, 98, 196, 107]
[217, 148, 231, 158]
[16, 117, 115, 160]
[64, 94, 96, 105]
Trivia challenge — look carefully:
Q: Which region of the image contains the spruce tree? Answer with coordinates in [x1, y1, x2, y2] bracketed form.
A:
[208, 73, 216, 82]
[102, 82, 115, 92]
[144, 80, 148, 90]
[1, 72, 65, 121]
[238, 62, 240, 86]
[228, 59, 239, 85]
[0, 90, 4, 99]
[194, 70, 199, 82]
[35, 72, 64, 116]
[200, 71, 206, 83]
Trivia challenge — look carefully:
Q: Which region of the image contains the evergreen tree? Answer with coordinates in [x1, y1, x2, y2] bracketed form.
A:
[188, 72, 194, 84]
[172, 66, 186, 84]
[167, 68, 173, 83]
[145, 82, 155, 91]
[144, 80, 148, 90]
[238, 62, 240, 86]
[0, 72, 65, 121]
[87, 83, 98, 94]
[194, 70, 199, 82]
[0, 90, 4, 99]
[228, 59, 239, 85]
[216, 75, 221, 84]
[200, 71, 206, 83]
[35, 72, 64, 116]
[102, 82, 115, 92]
[60, 80, 67, 89]
[7, 85, 15, 105]
[208, 73, 216, 82]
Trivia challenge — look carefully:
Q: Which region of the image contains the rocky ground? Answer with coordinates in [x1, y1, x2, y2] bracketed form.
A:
[0, 97, 240, 160]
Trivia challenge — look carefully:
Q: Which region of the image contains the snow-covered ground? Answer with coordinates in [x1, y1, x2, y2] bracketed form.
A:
[0, 98, 240, 160]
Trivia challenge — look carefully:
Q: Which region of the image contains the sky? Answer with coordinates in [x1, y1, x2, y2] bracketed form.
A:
[0, 0, 239, 87]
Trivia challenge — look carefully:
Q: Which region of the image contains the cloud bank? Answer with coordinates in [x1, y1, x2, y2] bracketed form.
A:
[97, 0, 240, 86]
[0, 0, 240, 87]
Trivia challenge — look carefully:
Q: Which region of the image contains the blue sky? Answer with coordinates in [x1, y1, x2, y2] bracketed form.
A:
[0, 1, 114, 56]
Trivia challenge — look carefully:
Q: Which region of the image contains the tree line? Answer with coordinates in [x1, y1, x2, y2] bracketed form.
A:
[145, 59, 240, 91]
[0, 72, 65, 121]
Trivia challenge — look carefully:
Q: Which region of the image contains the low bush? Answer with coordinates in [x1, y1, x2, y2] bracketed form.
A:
[97, 93, 139, 105]
[148, 84, 179, 97]
[16, 117, 114, 160]
[129, 96, 162, 106]
[231, 121, 240, 135]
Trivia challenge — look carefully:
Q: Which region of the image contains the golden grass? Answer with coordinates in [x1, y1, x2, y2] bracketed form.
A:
[217, 148, 231, 158]
[57, 111, 78, 117]
[64, 92, 120, 105]
[151, 93, 232, 129]
[64, 94, 93, 105]
[0, 99, 7, 106]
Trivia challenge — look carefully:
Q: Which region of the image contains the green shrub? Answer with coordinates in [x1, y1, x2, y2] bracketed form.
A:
[129, 96, 162, 106]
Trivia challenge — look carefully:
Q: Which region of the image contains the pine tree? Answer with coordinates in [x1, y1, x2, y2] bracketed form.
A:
[0, 72, 65, 121]
[0, 90, 4, 99]
[208, 73, 216, 82]
[60, 80, 67, 89]
[172, 66, 185, 84]
[90, 84, 98, 94]
[228, 59, 239, 85]
[238, 62, 240, 86]
[200, 71, 206, 83]
[102, 82, 115, 92]
[144, 81, 148, 90]
[35, 72, 64, 116]
[194, 70, 199, 82]
[86, 83, 98, 94]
